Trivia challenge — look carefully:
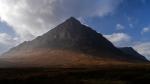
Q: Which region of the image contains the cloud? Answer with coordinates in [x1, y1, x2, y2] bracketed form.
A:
[129, 23, 134, 28]
[116, 24, 125, 30]
[127, 16, 138, 28]
[0, 0, 123, 41]
[141, 27, 150, 34]
[0, 33, 19, 53]
[133, 42, 150, 60]
[104, 33, 131, 47]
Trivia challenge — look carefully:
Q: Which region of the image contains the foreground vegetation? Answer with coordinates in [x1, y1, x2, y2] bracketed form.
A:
[0, 64, 150, 84]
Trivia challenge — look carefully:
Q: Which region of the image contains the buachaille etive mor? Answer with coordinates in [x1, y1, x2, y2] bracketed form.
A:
[1, 17, 148, 67]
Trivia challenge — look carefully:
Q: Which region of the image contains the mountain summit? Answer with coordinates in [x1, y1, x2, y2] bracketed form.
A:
[1, 17, 148, 67]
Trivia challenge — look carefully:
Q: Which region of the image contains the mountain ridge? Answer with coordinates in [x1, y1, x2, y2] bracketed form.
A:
[119, 47, 147, 61]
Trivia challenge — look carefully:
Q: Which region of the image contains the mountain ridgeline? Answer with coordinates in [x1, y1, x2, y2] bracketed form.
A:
[1, 17, 148, 67]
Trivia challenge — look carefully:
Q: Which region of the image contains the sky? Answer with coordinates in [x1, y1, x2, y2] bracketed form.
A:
[0, 0, 150, 60]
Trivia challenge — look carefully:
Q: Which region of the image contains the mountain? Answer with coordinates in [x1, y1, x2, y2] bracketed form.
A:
[1, 17, 148, 67]
[6, 17, 116, 52]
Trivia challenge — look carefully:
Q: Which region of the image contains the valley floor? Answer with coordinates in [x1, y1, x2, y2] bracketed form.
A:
[0, 64, 150, 84]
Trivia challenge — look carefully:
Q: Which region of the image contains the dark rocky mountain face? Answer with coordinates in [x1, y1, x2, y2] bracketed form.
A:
[119, 47, 148, 61]
[2, 17, 148, 66]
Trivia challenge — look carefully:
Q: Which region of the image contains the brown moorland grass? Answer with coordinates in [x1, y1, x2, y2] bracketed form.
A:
[0, 64, 150, 84]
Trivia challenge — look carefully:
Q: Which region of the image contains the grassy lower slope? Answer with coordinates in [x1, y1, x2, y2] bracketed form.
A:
[1, 49, 145, 68]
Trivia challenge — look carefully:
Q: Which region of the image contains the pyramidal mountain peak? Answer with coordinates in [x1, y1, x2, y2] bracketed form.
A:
[1, 17, 148, 67]
[54, 17, 82, 30]
[65, 17, 81, 24]
[11, 17, 115, 52]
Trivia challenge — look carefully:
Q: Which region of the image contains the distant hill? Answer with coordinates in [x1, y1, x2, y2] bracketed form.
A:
[0, 17, 148, 67]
